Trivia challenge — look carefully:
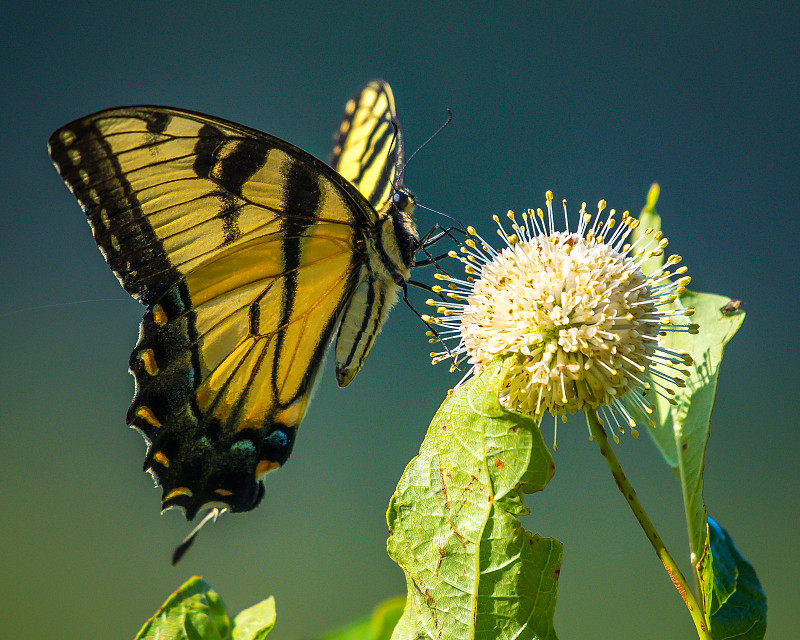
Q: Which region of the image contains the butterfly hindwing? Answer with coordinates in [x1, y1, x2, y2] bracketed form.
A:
[329, 80, 418, 386]
[48, 83, 417, 520]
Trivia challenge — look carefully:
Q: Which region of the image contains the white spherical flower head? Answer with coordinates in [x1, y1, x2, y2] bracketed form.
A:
[424, 192, 697, 443]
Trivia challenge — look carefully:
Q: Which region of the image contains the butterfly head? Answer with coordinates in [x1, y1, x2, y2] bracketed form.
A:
[392, 188, 416, 215]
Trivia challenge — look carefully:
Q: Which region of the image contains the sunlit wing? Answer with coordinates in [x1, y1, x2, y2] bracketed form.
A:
[48, 90, 416, 521]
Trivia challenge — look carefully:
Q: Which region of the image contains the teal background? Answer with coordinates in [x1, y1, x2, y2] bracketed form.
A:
[1, 3, 797, 638]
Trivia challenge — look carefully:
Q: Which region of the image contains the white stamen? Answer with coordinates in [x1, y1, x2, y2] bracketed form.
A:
[429, 193, 696, 436]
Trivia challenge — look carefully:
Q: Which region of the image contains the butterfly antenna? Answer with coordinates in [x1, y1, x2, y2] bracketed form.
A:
[385, 119, 400, 186]
[171, 507, 223, 565]
[394, 109, 453, 189]
[415, 203, 468, 234]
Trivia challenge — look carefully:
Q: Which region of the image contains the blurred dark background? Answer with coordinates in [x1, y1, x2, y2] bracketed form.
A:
[1, 3, 797, 639]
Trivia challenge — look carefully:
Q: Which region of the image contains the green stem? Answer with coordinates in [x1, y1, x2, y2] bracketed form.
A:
[585, 409, 711, 640]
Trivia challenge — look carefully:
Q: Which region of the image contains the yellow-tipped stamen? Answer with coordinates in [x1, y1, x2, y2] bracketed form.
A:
[427, 192, 695, 436]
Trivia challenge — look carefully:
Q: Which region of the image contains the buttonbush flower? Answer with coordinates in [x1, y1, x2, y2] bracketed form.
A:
[424, 191, 698, 443]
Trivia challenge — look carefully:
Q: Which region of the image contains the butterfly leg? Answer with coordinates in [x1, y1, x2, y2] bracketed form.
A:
[400, 280, 461, 371]
[413, 224, 468, 270]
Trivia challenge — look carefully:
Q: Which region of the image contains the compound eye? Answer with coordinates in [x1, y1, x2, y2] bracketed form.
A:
[393, 190, 415, 213]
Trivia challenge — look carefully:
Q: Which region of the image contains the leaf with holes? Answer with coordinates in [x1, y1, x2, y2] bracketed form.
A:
[387, 357, 562, 640]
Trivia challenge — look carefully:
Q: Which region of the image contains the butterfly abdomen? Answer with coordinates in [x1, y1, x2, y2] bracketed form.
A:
[333, 202, 417, 387]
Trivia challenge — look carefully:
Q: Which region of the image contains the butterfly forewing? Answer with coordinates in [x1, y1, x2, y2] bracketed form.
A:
[48, 81, 416, 522]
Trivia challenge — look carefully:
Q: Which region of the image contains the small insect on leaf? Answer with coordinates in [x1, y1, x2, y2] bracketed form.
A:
[720, 299, 744, 315]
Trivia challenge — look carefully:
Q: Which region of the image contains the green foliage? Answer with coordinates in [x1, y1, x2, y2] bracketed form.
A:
[231, 598, 277, 640]
[705, 518, 767, 639]
[134, 576, 275, 640]
[312, 596, 406, 640]
[646, 289, 744, 566]
[636, 182, 664, 277]
[634, 186, 764, 638]
[387, 358, 562, 640]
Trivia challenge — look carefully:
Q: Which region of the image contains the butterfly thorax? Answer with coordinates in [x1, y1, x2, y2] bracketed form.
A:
[372, 188, 418, 282]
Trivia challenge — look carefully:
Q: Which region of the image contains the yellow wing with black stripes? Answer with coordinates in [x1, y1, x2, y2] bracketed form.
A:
[331, 79, 403, 211]
[47, 80, 417, 522]
[329, 80, 417, 386]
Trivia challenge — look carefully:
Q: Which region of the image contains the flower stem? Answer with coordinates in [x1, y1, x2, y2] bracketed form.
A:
[585, 409, 711, 640]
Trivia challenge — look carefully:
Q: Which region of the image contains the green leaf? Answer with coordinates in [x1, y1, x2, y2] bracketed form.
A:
[704, 518, 767, 639]
[231, 597, 276, 640]
[311, 596, 405, 640]
[646, 288, 744, 562]
[135, 576, 276, 640]
[134, 576, 231, 640]
[387, 358, 562, 640]
[632, 186, 762, 633]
